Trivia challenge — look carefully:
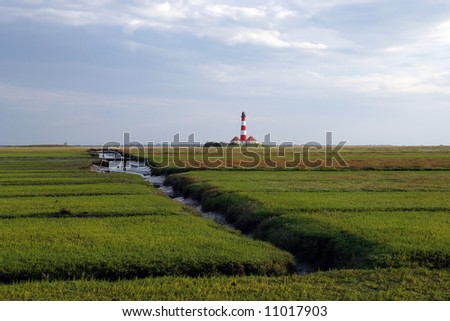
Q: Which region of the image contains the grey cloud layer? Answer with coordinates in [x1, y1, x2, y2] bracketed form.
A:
[0, 0, 449, 145]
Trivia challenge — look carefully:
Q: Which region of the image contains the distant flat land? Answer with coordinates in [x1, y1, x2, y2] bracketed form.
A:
[126, 145, 450, 169]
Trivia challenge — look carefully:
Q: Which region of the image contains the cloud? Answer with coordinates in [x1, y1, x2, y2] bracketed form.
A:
[335, 73, 450, 95]
[2, 2, 450, 130]
[284, 0, 376, 18]
[199, 59, 450, 97]
[204, 4, 266, 19]
[428, 20, 450, 45]
[272, 6, 297, 19]
[227, 29, 326, 49]
[2, 1, 449, 97]
[201, 63, 242, 83]
[0, 82, 205, 110]
[0, 4, 102, 25]
[130, 2, 188, 20]
[0, 1, 329, 51]
[122, 40, 147, 52]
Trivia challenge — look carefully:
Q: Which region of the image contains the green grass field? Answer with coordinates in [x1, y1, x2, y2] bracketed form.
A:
[2, 268, 448, 301]
[1, 146, 449, 300]
[167, 169, 450, 269]
[0, 194, 193, 218]
[126, 145, 450, 169]
[0, 183, 153, 197]
[0, 216, 294, 282]
[0, 147, 295, 285]
[0, 146, 91, 159]
[257, 211, 449, 269]
[178, 170, 450, 192]
[0, 171, 146, 184]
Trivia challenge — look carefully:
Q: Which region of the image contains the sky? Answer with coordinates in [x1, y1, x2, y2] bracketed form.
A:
[0, 0, 449, 146]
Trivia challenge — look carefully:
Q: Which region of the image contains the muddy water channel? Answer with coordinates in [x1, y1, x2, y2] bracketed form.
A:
[95, 152, 314, 274]
[96, 154, 235, 230]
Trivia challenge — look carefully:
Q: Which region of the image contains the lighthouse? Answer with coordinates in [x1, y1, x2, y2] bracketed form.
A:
[230, 111, 258, 145]
[240, 111, 247, 144]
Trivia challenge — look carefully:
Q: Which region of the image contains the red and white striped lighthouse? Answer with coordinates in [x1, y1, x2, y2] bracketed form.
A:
[240, 111, 247, 144]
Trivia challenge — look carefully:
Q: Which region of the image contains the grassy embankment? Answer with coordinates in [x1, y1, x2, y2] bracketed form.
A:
[166, 170, 450, 270]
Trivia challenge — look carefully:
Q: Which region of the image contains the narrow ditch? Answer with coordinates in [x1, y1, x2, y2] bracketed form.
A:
[94, 151, 315, 274]
[94, 155, 236, 230]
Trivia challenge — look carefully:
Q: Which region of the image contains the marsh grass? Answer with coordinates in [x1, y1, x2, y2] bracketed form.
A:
[0, 148, 295, 285]
[166, 170, 450, 270]
[0, 216, 295, 282]
[1, 268, 448, 301]
[2, 146, 449, 300]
